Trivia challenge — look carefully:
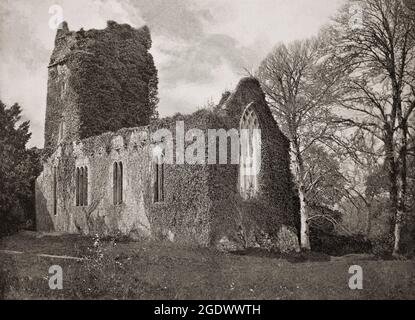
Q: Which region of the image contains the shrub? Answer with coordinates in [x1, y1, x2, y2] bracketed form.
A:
[310, 229, 372, 256]
[371, 234, 394, 258]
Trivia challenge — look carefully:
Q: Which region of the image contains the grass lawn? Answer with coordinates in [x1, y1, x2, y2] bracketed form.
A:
[1, 232, 414, 300]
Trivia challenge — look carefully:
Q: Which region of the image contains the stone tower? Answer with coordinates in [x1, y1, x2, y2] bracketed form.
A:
[44, 21, 157, 154]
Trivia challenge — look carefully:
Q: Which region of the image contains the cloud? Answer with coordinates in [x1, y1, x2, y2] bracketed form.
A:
[0, 0, 345, 147]
[160, 61, 239, 115]
[0, 0, 143, 146]
[0, 55, 47, 141]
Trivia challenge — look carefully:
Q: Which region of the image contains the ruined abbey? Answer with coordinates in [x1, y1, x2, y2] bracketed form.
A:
[35, 21, 300, 252]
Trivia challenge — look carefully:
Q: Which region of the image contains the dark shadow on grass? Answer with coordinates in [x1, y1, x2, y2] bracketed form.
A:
[231, 248, 331, 263]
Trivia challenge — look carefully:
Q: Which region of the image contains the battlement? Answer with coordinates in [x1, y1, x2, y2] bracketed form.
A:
[49, 21, 152, 67]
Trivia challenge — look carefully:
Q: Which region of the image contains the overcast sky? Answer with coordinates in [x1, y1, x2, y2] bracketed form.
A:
[0, 0, 345, 147]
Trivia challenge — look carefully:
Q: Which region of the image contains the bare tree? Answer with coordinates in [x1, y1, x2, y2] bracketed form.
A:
[256, 38, 341, 250]
[329, 0, 415, 254]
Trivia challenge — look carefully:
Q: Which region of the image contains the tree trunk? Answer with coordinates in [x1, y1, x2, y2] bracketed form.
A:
[393, 213, 402, 255]
[290, 141, 311, 251]
[384, 134, 399, 253]
[394, 119, 408, 256]
[299, 185, 311, 250]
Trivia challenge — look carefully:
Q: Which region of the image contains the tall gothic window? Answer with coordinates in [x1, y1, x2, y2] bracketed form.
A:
[113, 162, 123, 205]
[76, 166, 88, 206]
[154, 155, 164, 203]
[239, 105, 261, 200]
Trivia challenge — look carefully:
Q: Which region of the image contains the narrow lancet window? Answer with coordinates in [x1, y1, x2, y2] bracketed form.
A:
[239, 105, 261, 200]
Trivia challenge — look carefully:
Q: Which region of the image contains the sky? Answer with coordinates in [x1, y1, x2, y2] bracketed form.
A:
[0, 0, 345, 147]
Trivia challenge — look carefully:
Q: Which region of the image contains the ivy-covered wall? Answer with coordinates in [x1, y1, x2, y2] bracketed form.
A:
[44, 21, 158, 156]
[37, 76, 299, 252]
[208, 78, 299, 251]
[148, 111, 212, 245]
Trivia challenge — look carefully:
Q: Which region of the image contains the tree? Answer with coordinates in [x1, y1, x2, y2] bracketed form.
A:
[329, 0, 415, 254]
[302, 145, 345, 209]
[257, 38, 342, 250]
[0, 100, 40, 235]
[364, 164, 390, 234]
[403, 0, 415, 22]
[326, 124, 383, 237]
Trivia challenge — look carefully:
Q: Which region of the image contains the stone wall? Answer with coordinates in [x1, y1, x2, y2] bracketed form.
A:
[36, 78, 299, 252]
[209, 78, 299, 251]
[36, 123, 214, 245]
[37, 127, 153, 238]
[39, 19, 299, 251]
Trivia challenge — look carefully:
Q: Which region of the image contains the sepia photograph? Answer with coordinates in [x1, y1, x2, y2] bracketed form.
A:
[0, 0, 415, 307]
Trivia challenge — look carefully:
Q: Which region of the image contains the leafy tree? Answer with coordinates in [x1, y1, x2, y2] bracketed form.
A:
[0, 100, 41, 235]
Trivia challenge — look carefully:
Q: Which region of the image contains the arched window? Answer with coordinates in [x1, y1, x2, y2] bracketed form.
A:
[76, 167, 80, 206]
[75, 166, 89, 207]
[154, 155, 164, 203]
[118, 162, 123, 204]
[84, 167, 88, 206]
[113, 162, 123, 205]
[113, 162, 118, 205]
[53, 167, 57, 216]
[239, 105, 261, 200]
[79, 167, 84, 206]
